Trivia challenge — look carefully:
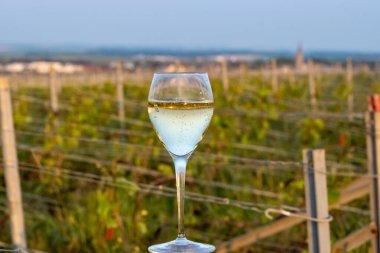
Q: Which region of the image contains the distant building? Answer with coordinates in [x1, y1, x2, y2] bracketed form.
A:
[164, 60, 192, 72]
[295, 44, 306, 72]
[5, 62, 25, 73]
[28, 61, 54, 74]
[28, 61, 84, 74]
[2, 61, 84, 74]
[109, 61, 135, 71]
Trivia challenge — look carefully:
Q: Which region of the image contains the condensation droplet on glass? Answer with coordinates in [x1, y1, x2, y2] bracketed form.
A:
[154, 104, 159, 112]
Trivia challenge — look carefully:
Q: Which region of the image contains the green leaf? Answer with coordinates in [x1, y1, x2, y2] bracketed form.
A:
[158, 163, 173, 176]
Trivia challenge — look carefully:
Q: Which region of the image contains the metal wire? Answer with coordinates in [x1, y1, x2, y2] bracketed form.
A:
[14, 93, 365, 126]
[14, 151, 280, 199]
[13, 130, 303, 169]
[326, 161, 367, 172]
[334, 206, 370, 216]
[15, 163, 279, 213]
[0, 240, 46, 253]
[13, 128, 373, 179]
[14, 95, 152, 128]
[0, 249, 28, 253]
[13, 118, 310, 166]
[18, 117, 153, 137]
[265, 208, 333, 223]
[0, 186, 61, 207]
[12, 160, 305, 213]
[7, 129, 375, 179]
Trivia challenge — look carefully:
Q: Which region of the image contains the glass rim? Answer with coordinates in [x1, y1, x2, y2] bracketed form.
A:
[153, 72, 208, 75]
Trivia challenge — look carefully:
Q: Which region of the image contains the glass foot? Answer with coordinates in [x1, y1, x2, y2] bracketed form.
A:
[148, 237, 215, 253]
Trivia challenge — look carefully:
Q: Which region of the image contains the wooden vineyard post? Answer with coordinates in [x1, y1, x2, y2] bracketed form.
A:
[136, 66, 144, 83]
[261, 61, 269, 81]
[116, 61, 125, 129]
[49, 65, 59, 113]
[0, 77, 27, 249]
[221, 58, 229, 93]
[303, 149, 331, 253]
[347, 58, 354, 120]
[239, 62, 247, 86]
[366, 94, 380, 252]
[288, 71, 295, 85]
[308, 60, 317, 112]
[207, 64, 215, 79]
[271, 58, 278, 93]
[376, 62, 380, 75]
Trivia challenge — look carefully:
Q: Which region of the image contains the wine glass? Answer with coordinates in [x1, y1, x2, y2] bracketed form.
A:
[147, 73, 215, 253]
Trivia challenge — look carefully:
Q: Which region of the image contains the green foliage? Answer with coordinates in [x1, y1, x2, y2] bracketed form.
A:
[13, 99, 32, 128]
[298, 118, 325, 146]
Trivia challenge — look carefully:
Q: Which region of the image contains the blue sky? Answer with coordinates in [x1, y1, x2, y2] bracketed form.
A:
[1, 0, 379, 51]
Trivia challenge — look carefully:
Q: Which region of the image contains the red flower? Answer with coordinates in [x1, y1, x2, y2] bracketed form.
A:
[105, 228, 114, 241]
[339, 133, 347, 148]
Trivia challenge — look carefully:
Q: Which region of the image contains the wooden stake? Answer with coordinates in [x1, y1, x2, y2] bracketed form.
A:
[207, 64, 215, 79]
[136, 66, 143, 82]
[308, 60, 317, 112]
[366, 95, 380, 252]
[376, 62, 380, 75]
[303, 149, 331, 253]
[49, 65, 59, 113]
[0, 77, 27, 249]
[347, 58, 354, 120]
[271, 59, 278, 92]
[239, 62, 247, 86]
[221, 58, 229, 93]
[288, 71, 295, 85]
[116, 62, 125, 129]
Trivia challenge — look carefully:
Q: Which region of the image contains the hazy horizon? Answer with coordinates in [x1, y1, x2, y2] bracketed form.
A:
[2, 44, 380, 54]
[1, 0, 379, 52]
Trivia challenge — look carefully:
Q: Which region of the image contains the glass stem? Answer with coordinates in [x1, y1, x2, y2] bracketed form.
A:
[174, 157, 187, 239]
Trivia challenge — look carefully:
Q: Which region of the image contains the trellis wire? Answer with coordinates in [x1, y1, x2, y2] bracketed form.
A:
[19, 116, 303, 158]
[13, 95, 152, 128]
[14, 93, 365, 126]
[326, 161, 367, 172]
[0, 249, 27, 253]
[334, 206, 370, 216]
[13, 142, 301, 179]
[13, 129, 371, 177]
[13, 130, 303, 170]
[15, 163, 303, 213]
[0, 240, 46, 253]
[0, 186, 61, 207]
[14, 93, 369, 161]
[14, 152, 280, 199]
[12, 130, 374, 181]
[21, 117, 152, 137]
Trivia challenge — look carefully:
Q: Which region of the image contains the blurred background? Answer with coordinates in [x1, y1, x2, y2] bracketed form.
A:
[0, 0, 380, 252]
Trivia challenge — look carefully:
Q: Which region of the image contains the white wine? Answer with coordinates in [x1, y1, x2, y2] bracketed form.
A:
[148, 101, 213, 157]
